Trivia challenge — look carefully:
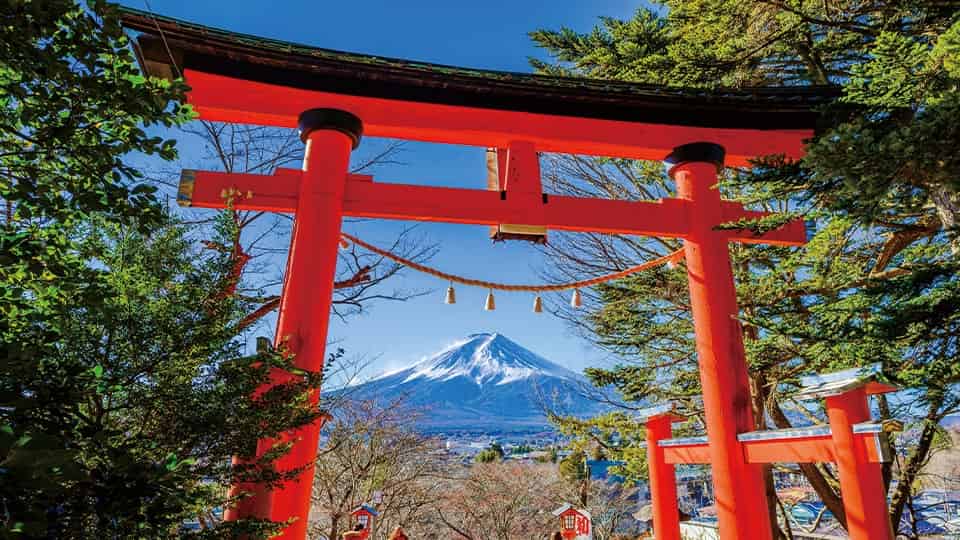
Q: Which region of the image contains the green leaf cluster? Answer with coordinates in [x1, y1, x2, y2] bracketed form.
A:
[532, 1, 960, 532]
[474, 442, 505, 464]
[0, 2, 322, 537]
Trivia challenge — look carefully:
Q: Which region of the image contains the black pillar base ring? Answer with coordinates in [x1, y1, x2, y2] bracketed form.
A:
[664, 142, 725, 175]
[298, 108, 363, 149]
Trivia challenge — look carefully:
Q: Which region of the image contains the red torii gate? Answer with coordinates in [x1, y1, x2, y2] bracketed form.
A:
[120, 8, 852, 540]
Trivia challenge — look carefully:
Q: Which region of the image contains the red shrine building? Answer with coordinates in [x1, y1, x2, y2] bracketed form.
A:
[349, 505, 378, 539]
[553, 504, 592, 540]
[119, 7, 897, 540]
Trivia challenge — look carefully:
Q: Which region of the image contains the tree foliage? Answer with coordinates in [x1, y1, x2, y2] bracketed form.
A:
[558, 449, 587, 485]
[0, 2, 323, 537]
[3, 213, 331, 538]
[474, 442, 506, 464]
[532, 1, 960, 536]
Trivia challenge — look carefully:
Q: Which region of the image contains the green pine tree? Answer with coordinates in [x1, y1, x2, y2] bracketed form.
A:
[531, 2, 960, 536]
[475, 442, 506, 463]
[0, 2, 326, 537]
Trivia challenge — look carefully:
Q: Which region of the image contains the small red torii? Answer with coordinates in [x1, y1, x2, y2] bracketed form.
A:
[644, 365, 898, 540]
[118, 8, 867, 540]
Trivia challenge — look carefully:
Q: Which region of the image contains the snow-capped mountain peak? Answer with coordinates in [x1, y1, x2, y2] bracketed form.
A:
[400, 332, 576, 386]
[342, 333, 601, 433]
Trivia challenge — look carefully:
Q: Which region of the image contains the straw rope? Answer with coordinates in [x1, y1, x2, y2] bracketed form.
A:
[339, 232, 684, 292]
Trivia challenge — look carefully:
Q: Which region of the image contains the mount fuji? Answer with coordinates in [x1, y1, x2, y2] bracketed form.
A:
[341, 333, 602, 433]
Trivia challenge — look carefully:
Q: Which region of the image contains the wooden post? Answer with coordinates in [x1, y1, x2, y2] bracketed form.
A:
[826, 387, 895, 540]
[224, 109, 361, 539]
[646, 414, 681, 540]
[668, 143, 773, 540]
[269, 109, 361, 538]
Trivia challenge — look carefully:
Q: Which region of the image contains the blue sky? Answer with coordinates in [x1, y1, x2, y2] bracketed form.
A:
[121, 0, 645, 379]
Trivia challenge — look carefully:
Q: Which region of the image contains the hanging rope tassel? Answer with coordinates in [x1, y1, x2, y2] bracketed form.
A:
[445, 283, 457, 304]
[570, 289, 583, 308]
[532, 295, 543, 313]
[484, 290, 496, 311]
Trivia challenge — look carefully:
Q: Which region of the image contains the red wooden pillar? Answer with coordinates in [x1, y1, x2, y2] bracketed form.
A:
[226, 109, 362, 539]
[270, 109, 361, 538]
[667, 143, 772, 540]
[646, 414, 681, 540]
[826, 388, 894, 540]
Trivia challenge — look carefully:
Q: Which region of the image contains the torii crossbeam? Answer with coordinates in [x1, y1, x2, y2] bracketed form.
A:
[118, 8, 858, 540]
[181, 136, 803, 540]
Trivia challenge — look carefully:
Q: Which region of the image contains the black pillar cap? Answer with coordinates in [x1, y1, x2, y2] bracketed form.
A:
[664, 142, 725, 173]
[298, 108, 363, 149]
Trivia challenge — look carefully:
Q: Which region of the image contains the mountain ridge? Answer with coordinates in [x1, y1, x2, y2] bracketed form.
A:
[340, 333, 600, 433]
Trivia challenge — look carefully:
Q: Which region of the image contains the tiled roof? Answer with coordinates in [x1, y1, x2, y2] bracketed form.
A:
[118, 7, 841, 130]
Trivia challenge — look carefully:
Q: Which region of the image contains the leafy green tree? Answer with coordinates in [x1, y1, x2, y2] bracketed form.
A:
[589, 445, 606, 462]
[558, 449, 589, 507]
[558, 450, 587, 484]
[0, 2, 323, 537]
[474, 442, 505, 464]
[531, 2, 960, 536]
[2, 214, 329, 538]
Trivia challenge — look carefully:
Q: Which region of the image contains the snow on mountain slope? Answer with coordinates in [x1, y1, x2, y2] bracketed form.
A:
[389, 333, 578, 385]
[340, 333, 602, 433]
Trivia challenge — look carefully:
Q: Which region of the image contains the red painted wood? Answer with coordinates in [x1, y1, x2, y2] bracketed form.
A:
[663, 433, 887, 465]
[504, 141, 541, 195]
[663, 444, 712, 465]
[222, 129, 353, 538]
[826, 389, 895, 540]
[268, 128, 353, 538]
[673, 161, 773, 540]
[183, 70, 813, 167]
[501, 141, 546, 229]
[646, 416, 681, 540]
[182, 169, 300, 213]
[743, 434, 884, 464]
[176, 65, 813, 540]
[222, 455, 257, 522]
[346, 181, 693, 236]
[181, 170, 805, 244]
[865, 381, 899, 395]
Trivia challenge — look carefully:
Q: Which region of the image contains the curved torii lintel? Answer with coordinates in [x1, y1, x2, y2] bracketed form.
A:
[119, 7, 838, 166]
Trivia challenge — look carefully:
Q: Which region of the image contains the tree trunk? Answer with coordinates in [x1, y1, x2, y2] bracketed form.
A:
[930, 184, 960, 253]
[750, 372, 786, 539]
[889, 412, 941, 532]
[877, 394, 894, 491]
[330, 514, 341, 540]
[742, 297, 787, 540]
